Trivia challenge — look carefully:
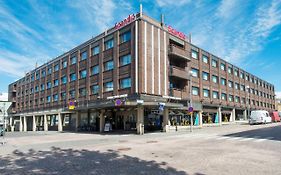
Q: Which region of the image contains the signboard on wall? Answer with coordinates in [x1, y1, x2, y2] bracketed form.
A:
[167, 25, 186, 40]
[115, 14, 135, 30]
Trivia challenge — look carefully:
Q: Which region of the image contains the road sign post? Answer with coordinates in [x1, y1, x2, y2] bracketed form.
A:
[188, 107, 193, 132]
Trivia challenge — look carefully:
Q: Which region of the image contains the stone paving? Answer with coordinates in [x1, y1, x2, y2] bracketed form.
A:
[0, 123, 281, 175]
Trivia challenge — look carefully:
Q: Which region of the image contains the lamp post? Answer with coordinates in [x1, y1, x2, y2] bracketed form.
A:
[246, 85, 250, 120]
[189, 70, 193, 132]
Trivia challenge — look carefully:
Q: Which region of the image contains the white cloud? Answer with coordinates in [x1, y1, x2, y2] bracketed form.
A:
[216, 0, 240, 19]
[0, 93, 8, 101]
[276, 91, 281, 99]
[156, 0, 191, 7]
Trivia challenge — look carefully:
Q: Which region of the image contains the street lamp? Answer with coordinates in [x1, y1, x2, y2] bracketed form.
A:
[246, 85, 250, 120]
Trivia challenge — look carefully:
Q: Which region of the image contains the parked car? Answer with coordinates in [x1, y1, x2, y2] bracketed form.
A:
[270, 111, 281, 122]
[249, 110, 272, 125]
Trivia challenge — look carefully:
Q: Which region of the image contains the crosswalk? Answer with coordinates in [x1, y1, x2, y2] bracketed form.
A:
[168, 133, 277, 143]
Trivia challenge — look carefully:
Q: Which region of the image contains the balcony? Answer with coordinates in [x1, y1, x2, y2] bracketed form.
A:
[169, 88, 188, 99]
[169, 66, 190, 80]
[168, 44, 190, 61]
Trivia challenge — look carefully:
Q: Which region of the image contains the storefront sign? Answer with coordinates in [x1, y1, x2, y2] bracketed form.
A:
[167, 25, 186, 40]
[115, 14, 135, 30]
[115, 99, 123, 106]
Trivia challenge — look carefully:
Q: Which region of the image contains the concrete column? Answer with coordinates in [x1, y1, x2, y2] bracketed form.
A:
[32, 115, 36, 131]
[199, 111, 203, 128]
[19, 116, 23, 132]
[243, 110, 247, 121]
[163, 108, 169, 132]
[99, 110, 105, 132]
[218, 107, 222, 126]
[44, 114, 48, 131]
[23, 116, 27, 132]
[232, 108, 236, 122]
[137, 106, 144, 135]
[75, 111, 81, 132]
[57, 113, 62, 132]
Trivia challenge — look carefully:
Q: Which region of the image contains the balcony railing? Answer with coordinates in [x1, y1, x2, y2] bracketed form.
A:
[168, 44, 190, 61]
[169, 66, 190, 80]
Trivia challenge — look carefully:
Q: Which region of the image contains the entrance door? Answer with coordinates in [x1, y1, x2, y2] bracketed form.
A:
[115, 115, 124, 130]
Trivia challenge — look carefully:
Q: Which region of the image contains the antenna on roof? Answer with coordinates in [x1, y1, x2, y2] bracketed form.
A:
[140, 3, 143, 17]
[35, 62, 38, 69]
[189, 33, 192, 43]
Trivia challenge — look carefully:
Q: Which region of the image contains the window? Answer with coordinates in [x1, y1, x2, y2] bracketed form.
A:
[92, 85, 99, 95]
[245, 75, 249, 81]
[53, 94, 58, 102]
[228, 95, 234, 102]
[228, 67, 232, 74]
[61, 76, 67, 84]
[35, 86, 39, 92]
[105, 39, 114, 50]
[31, 75, 34, 82]
[47, 96, 51, 103]
[36, 71, 40, 80]
[42, 70, 46, 77]
[120, 77, 131, 89]
[235, 96, 240, 103]
[191, 68, 199, 77]
[61, 92, 66, 100]
[221, 93, 227, 100]
[70, 73, 76, 81]
[211, 59, 217, 67]
[54, 64, 59, 71]
[104, 60, 114, 71]
[120, 31, 131, 43]
[120, 54, 131, 66]
[69, 90, 75, 98]
[203, 89, 210, 97]
[228, 81, 233, 88]
[71, 56, 77, 65]
[104, 81, 113, 92]
[235, 83, 239, 90]
[91, 65, 99, 75]
[192, 87, 199, 96]
[62, 60, 67, 68]
[221, 78, 226, 86]
[240, 72, 244, 79]
[53, 79, 59, 87]
[40, 84, 45, 91]
[47, 82, 52, 89]
[234, 69, 239, 76]
[191, 50, 198, 59]
[212, 75, 218, 83]
[213, 91, 219, 99]
[92, 46, 99, 55]
[80, 69, 87, 79]
[240, 85, 245, 91]
[220, 63, 226, 71]
[202, 55, 208, 64]
[81, 51, 88, 61]
[48, 67, 52, 74]
[79, 88, 86, 96]
[241, 98, 246, 104]
[202, 72, 209, 81]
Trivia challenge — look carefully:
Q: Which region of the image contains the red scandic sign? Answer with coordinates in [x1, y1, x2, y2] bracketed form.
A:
[167, 25, 186, 40]
[115, 14, 136, 30]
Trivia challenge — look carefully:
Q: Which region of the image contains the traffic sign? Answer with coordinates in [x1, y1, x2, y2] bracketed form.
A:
[188, 107, 193, 113]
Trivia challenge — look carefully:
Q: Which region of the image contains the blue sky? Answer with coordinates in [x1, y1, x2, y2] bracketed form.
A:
[0, 0, 281, 99]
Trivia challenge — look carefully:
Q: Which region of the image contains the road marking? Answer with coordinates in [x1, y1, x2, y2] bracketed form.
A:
[238, 138, 254, 141]
[254, 139, 267, 142]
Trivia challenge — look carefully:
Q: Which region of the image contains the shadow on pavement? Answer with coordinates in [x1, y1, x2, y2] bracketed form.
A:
[0, 147, 192, 175]
[224, 124, 281, 141]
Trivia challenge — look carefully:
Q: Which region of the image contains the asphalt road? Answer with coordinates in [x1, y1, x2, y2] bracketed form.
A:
[0, 123, 281, 175]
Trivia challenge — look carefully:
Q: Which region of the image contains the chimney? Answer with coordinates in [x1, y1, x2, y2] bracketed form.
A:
[161, 14, 164, 26]
[140, 4, 143, 17]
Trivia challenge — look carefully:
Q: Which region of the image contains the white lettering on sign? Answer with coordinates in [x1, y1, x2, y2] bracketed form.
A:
[167, 25, 186, 40]
[115, 14, 136, 30]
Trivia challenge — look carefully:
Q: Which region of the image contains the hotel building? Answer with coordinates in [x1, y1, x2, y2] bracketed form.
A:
[8, 11, 276, 134]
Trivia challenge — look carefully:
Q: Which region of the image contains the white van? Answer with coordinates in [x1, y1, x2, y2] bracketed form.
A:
[249, 110, 272, 124]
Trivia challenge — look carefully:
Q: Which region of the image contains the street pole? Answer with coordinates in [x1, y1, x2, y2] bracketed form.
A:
[189, 71, 193, 132]
[246, 86, 250, 120]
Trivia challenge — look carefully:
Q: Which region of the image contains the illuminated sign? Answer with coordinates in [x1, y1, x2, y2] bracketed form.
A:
[115, 14, 135, 30]
[167, 25, 186, 40]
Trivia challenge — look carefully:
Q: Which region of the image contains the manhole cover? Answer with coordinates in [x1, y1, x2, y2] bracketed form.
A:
[117, 147, 131, 151]
[146, 140, 158, 143]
